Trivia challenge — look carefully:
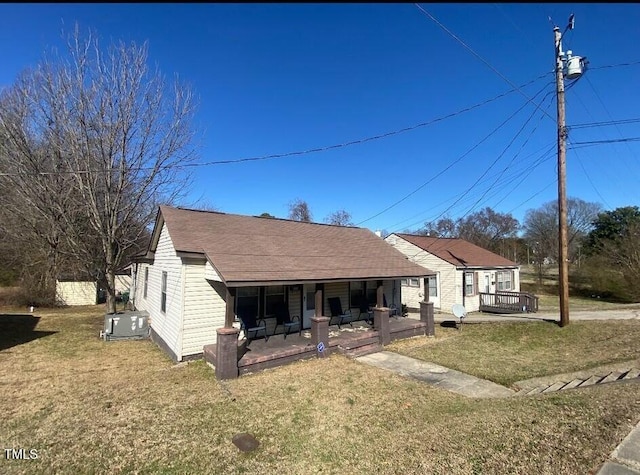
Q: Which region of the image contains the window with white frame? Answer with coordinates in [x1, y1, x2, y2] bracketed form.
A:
[497, 271, 512, 291]
[464, 272, 475, 296]
[401, 278, 420, 287]
[143, 267, 148, 298]
[160, 271, 167, 313]
[428, 277, 437, 297]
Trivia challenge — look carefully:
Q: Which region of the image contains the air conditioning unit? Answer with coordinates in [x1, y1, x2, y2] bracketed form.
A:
[101, 310, 150, 341]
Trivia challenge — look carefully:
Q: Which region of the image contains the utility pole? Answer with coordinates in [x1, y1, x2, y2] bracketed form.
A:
[553, 14, 585, 327]
[554, 25, 570, 327]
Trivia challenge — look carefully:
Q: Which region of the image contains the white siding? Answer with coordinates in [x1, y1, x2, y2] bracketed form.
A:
[137, 223, 184, 359]
[132, 263, 149, 311]
[288, 287, 302, 319]
[385, 236, 457, 312]
[56, 281, 97, 306]
[460, 270, 479, 313]
[204, 261, 222, 281]
[181, 259, 226, 357]
[114, 275, 131, 294]
[324, 282, 349, 313]
[386, 234, 522, 314]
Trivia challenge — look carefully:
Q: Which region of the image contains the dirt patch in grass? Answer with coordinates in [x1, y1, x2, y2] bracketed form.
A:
[1, 307, 639, 474]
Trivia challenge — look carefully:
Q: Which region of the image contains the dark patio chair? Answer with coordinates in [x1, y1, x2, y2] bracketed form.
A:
[273, 301, 301, 339]
[328, 297, 353, 329]
[237, 305, 267, 344]
[359, 296, 374, 325]
[383, 294, 401, 319]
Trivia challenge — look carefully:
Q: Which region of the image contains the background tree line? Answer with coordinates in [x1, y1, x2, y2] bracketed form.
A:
[0, 26, 637, 309]
[417, 200, 640, 302]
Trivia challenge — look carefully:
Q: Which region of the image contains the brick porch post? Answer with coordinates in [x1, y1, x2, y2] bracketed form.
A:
[373, 307, 390, 346]
[215, 327, 239, 380]
[311, 316, 330, 356]
[420, 301, 435, 337]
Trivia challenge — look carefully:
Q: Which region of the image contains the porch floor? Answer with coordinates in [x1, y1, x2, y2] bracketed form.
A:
[204, 316, 427, 376]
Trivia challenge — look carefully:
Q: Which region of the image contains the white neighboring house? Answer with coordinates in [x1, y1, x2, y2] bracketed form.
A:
[131, 206, 434, 362]
[384, 233, 520, 314]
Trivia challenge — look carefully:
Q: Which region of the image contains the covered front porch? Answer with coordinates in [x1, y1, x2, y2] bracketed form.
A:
[204, 315, 431, 376]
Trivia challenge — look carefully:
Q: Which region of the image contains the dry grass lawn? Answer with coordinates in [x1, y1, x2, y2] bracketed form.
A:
[519, 265, 640, 312]
[388, 320, 640, 386]
[1, 306, 639, 474]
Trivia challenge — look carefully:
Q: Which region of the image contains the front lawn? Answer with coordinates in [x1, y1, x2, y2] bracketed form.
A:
[1, 307, 639, 474]
[388, 320, 640, 386]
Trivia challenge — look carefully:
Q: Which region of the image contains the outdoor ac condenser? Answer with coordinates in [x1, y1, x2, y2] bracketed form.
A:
[101, 310, 150, 341]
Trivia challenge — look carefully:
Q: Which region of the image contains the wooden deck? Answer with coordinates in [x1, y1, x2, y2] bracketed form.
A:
[479, 291, 539, 314]
[204, 317, 427, 375]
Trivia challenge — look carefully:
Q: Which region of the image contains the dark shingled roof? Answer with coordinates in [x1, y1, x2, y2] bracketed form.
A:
[395, 233, 518, 268]
[153, 206, 434, 285]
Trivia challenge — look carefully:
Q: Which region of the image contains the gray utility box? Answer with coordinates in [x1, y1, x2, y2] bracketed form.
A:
[102, 310, 150, 341]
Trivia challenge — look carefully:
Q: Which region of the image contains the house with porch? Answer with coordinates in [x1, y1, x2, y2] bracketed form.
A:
[384, 233, 532, 314]
[131, 206, 435, 378]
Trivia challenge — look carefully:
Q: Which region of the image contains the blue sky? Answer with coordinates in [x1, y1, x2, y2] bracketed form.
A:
[1, 3, 639, 233]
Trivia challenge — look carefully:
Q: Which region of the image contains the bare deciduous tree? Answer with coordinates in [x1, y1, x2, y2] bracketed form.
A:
[420, 216, 456, 238]
[324, 209, 353, 226]
[0, 25, 199, 313]
[420, 208, 519, 256]
[288, 198, 312, 222]
[523, 197, 602, 283]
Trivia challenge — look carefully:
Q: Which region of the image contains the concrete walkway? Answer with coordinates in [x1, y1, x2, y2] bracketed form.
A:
[357, 349, 640, 473]
[356, 351, 514, 398]
[358, 344, 640, 474]
[597, 421, 640, 474]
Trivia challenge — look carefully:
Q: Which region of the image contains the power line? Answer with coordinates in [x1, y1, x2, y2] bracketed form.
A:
[584, 73, 640, 166]
[355, 81, 554, 226]
[476, 148, 556, 210]
[566, 74, 640, 185]
[390, 89, 555, 233]
[413, 3, 556, 122]
[506, 180, 557, 214]
[0, 73, 553, 178]
[571, 137, 640, 146]
[399, 133, 552, 233]
[569, 118, 640, 129]
[590, 60, 640, 71]
[570, 145, 611, 208]
[391, 143, 556, 232]
[458, 89, 555, 219]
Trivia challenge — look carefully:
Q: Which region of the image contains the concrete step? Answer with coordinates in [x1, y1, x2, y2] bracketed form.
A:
[516, 368, 640, 397]
[344, 343, 383, 359]
[339, 336, 380, 351]
[600, 371, 624, 384]
[561, 378, 584, 390]
[542, 381, 568, 393]
[524, 386, 546, 396]
[580, 375, 604, 387]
